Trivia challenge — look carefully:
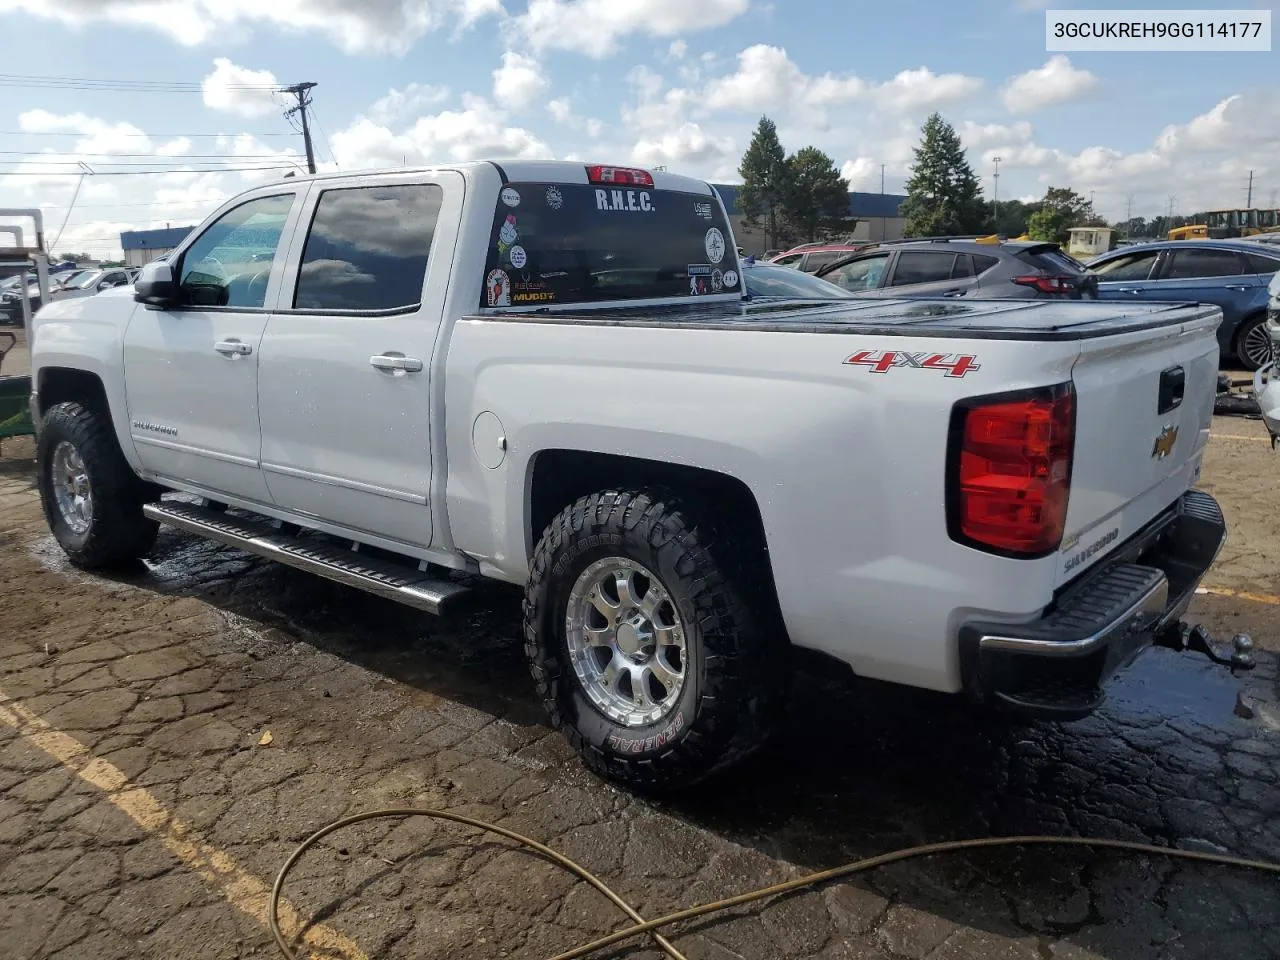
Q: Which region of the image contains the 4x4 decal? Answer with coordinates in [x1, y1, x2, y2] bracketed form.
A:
[844, 350, 981, 378]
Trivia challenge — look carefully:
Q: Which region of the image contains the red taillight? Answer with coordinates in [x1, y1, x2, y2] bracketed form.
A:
[1012, 274, 1077, 294]
[585, 165, 655, 187]
[948, 384, 1075, 556]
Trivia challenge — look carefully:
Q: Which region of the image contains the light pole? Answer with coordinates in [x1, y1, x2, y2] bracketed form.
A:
[992, 156, 1001, 230]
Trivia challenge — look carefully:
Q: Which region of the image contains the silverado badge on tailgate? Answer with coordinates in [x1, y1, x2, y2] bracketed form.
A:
[1151, 424, 1179, 460]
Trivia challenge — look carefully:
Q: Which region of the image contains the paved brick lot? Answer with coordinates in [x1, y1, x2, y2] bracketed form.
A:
[1, 417, 1278, 960]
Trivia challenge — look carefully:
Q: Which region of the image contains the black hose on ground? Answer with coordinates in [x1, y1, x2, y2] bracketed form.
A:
[270, 808, 1280, 960]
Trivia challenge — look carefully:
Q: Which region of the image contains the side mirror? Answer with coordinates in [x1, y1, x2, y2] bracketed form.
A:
[97, 280, 112, 291]
[134, 261, 178, 308]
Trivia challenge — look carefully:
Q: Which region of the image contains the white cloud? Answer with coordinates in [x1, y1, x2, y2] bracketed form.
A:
[667, 39, 687, 60]
[511, 0, 749, 58]
[1002, 56, 1099, 113]
[874, 67, 983, 110]
[960, 120, 1035, 152]
[704, 45, 865, 112]
[632, 122, 735, 168]
[547, 98, 574, 124]
[0, 0, 504, 55]
[330, 99, 553, 170]
[368, 83, 450, 125]
[492, 51, 550, 111]
[202, 58, 279, 119]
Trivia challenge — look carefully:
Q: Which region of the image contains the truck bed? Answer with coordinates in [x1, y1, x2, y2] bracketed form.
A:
[470, 297, 1220, 340]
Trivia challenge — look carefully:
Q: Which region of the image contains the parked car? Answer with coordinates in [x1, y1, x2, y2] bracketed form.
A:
[742, 259, 856, 299]
[1086, 239, 1279, 370]
[54, 267, 134, 302]
[814, 239, 1098, 300]
[769, 243, 875, 273]
[28, 160, 1233, 791]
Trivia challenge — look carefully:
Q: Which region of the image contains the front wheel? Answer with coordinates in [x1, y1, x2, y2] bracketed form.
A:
[1234, 314, 1273, 371]
[524, 489, 785, 792]
[37, 401, 158, 569]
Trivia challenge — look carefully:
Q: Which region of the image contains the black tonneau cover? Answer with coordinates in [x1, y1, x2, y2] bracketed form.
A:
[470, 297, 1220, 342]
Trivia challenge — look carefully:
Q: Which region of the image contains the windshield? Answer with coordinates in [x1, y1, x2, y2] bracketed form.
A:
[66, 270, 103, 290]
[479, 181, 741, 308]
[744, 262, 856, 299]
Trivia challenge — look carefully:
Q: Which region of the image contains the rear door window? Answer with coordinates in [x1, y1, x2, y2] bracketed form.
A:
[889, 252, 956, 286]
[972, 254, 999, 274]
[822, 254, 890, 292]
[293, 183, 442, 311]
[479, 182, 740, 308]
[1162, 248, 1246, 280]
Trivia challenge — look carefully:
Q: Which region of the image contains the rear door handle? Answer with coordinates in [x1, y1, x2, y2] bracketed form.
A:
[370, 354, 423, 373]
[214, 339, 252, 356]
[1225, 284, 1251, 291]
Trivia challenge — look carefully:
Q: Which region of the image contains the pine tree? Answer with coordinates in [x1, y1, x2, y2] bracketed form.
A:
[900, 113, 986, 237]
[783, 146, 852, 242]
[738, 116, 791, 248]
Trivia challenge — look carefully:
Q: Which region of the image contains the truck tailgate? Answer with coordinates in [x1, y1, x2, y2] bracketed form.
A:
[1056, 305, 1220, 586]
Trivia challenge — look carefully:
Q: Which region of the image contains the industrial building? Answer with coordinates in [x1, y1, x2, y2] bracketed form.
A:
[711, 184, 908, 256]
[119, 226, 195, 268]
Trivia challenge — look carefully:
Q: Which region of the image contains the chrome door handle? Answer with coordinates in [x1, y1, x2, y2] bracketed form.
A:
[370, 354, 423, 373]
[1226, 285, 1251, 291]
[214, 339, 252, 356]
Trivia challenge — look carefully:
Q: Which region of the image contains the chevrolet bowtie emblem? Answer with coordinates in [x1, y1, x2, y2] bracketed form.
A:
[1151, 424, 1179, 460]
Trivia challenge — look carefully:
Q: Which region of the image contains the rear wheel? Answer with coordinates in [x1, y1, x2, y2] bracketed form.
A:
[523, 489, 785, 792]
[37, 401, 158, 569]
[1234, 314, 1273, 371]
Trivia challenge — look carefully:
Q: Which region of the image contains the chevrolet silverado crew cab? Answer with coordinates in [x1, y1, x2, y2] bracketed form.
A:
[28, 161, 1232, 791]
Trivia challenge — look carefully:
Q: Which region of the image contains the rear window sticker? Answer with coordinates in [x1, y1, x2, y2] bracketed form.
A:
[545, 186, 563, 209]
[509, 245, 527, 269]
[501, 187, 521, 207]
[705, 227, 726, 264]
[486, 268, 511, 307]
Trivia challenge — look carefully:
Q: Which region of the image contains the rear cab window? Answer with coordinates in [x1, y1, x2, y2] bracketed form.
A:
[478, 178, 741, 308]
[1016, 247, 1086, 275]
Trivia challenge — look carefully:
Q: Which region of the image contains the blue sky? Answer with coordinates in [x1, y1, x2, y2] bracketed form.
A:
[0, 0, 1276, 256]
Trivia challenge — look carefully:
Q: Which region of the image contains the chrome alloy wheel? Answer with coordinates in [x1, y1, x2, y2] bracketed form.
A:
[51, 440, 93, 535]
[1242, 322, 1275, 370]
[565, 558, 688, 727]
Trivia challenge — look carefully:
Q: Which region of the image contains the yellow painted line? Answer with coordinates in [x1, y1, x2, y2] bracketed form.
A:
[0, 692, 367, 960]
[1198, 585, 1280, 607]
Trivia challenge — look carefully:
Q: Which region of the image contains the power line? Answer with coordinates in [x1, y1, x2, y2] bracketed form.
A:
[0, 164, 301, 177]
[0, 151, 298, 161]
[0, 129, 296, 138]
[310, 107, 340, 171]
[0, 72, 280, 93]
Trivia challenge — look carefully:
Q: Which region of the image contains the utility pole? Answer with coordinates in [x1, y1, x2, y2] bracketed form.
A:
[880, 163, 886, 194]
[1246, 169, 1253, 207]
[1125, 193, 1133, 226]
[992, 156, 1001, 228]
[1167, 194, 1176, 220]
[282, 82, 318, 174]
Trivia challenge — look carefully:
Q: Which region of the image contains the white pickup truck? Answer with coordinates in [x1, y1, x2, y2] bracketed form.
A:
[27, 161, 1243, 791]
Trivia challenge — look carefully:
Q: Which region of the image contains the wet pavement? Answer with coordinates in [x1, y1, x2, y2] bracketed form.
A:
[1, 423, 1279, 960]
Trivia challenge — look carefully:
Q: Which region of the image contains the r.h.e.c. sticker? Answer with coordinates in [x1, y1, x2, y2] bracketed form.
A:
[595, 188, 653, 212]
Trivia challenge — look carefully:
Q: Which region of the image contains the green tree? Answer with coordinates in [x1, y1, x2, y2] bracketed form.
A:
[783, 146, 852, 241]
[991, 198, 1035, 237]
[737, 116, 792, 249]
[1026, 186, 1105, 243]
[900, 113, 986, 237]
[55, 251, 92, 262]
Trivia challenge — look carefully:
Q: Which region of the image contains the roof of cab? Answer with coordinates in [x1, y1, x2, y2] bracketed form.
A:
[259, 160, 715, 196]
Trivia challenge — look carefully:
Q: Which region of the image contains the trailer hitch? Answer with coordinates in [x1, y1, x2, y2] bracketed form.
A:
[1155, 622, 1256, 670]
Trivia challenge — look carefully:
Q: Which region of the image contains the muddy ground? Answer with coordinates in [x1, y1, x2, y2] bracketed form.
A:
[1, 344, 1278, 959]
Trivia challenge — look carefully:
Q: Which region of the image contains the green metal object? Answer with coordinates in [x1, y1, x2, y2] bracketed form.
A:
[0, 330, 33, 440]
